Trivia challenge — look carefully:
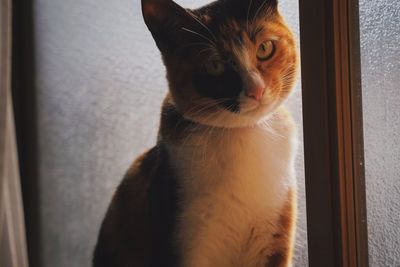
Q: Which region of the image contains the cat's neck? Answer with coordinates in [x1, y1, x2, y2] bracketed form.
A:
[158, 95, 283, 142]
[158, 94, 297, 167]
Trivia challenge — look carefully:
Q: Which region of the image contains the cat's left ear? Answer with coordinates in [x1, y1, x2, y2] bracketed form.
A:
[141, 0, 199, 52]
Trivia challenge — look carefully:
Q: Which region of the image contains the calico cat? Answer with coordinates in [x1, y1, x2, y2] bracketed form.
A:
[93, 0, 298, 266]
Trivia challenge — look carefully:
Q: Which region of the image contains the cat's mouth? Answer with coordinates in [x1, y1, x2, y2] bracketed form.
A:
[212, 94, 275, 116]
[182, 92, 280, 128]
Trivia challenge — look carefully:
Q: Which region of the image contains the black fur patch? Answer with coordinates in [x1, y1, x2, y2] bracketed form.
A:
[193, 68, 242, 112]
[266, 251, 285, 267]
[148, 145, 179, 267]
[195, 0, 277, 25]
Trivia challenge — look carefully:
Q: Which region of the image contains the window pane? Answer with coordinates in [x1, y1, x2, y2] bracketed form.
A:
[32, 0, 307, 266]
[359, 0, 400, 266]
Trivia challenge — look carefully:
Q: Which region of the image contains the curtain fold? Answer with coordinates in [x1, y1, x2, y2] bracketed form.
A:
[0, 0, 29, 266]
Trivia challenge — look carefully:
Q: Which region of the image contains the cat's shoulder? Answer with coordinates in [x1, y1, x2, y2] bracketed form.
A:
[125, 145, 165, 183]
[93, 144, 179, 266]
[119, 144, 178, 211]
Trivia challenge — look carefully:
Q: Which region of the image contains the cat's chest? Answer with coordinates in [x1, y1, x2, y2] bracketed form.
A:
[165, 124, 296, 266]
[168, 125, 295, 203]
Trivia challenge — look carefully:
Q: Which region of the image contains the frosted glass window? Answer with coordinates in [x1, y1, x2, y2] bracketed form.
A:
[33, 0, 307, 266]
[359, 0, 400, 266]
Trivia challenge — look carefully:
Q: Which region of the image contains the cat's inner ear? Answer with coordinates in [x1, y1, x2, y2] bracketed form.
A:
[141, 0, 201, 52]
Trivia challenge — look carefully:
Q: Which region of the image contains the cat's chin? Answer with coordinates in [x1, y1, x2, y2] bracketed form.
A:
[183, 103, 279, 129]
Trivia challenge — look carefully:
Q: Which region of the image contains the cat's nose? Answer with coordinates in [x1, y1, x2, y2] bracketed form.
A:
[245, 86, 265, 101]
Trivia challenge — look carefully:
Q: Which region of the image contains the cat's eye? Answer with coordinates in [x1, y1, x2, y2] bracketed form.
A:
[205, 60, 225, 76]
[256, 40, 275, 61]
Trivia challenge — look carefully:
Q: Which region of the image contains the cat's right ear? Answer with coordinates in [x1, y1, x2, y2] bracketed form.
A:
[141, 0, 194, 52]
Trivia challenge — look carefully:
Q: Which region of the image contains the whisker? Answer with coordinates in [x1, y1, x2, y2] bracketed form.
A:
[181, 42, 218, 57]
[252, 0, 269, 24]
[198, 47, 217, 56]
[246, 0, 254, 32]
[182, 42, 215, 49]
[181, 27, 216, 47]
[186, 11, 217, 42]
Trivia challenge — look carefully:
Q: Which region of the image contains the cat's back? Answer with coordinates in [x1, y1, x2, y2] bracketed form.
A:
[93, 145, 179, 267]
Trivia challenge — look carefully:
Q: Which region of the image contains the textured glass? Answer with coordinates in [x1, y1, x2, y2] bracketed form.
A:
[33, 0, 307, 266]
[359, 0, 400, 266]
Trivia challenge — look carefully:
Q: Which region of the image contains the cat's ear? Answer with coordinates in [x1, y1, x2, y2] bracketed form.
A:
[141, 0, 198, 52]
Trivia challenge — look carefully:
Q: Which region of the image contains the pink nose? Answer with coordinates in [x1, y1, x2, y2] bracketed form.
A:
[245, 86, 265, 101]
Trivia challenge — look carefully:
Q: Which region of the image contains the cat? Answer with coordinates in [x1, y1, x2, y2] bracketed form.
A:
[93, 0, 299, 266]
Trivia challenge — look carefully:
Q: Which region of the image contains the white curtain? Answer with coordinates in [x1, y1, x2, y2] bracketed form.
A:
[0, 0, 29, 266]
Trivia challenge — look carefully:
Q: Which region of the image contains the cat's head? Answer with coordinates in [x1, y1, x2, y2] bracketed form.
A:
[142, 0, 298, 128]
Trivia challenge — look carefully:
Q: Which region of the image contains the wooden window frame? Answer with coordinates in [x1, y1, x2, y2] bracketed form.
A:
[299, 0, 369, 266]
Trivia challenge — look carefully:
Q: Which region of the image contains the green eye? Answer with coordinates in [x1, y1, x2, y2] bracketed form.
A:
[205, 60, 225, 76]
[256, 40, 275, 61]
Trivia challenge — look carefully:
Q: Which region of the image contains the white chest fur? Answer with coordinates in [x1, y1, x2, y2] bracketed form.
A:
[165, 109, 297, 267]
